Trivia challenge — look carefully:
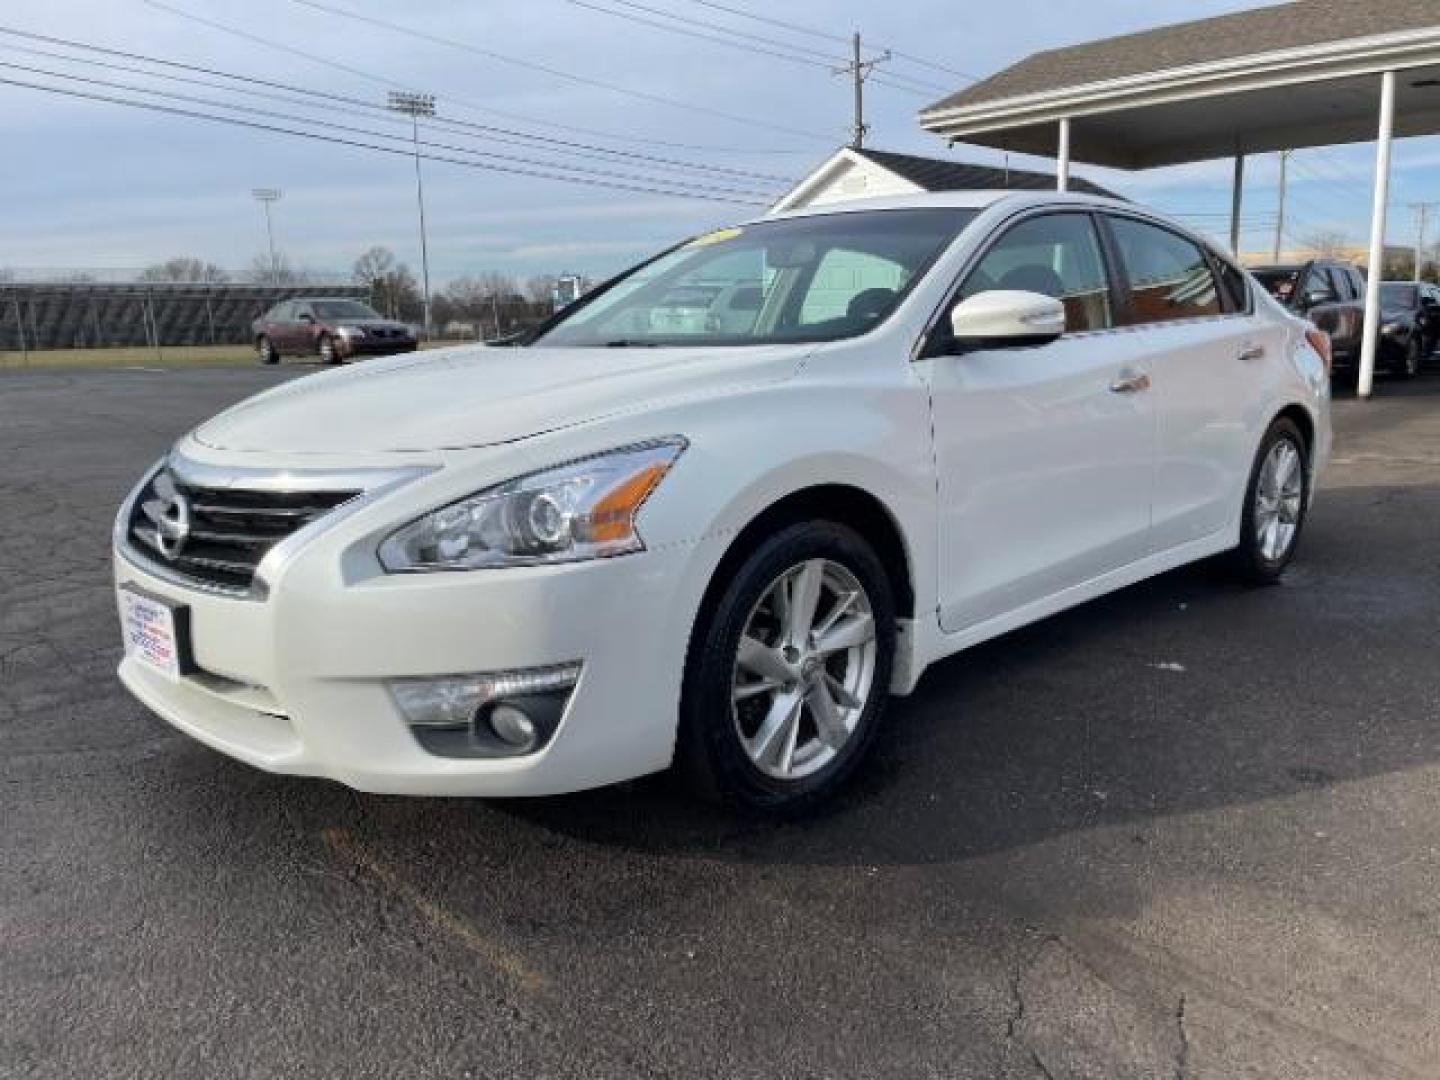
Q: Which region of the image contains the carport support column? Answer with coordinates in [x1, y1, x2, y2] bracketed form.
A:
[1229, 153, 1246, 254]
[1359, 70, 1397, 400]
[1056, 118, 1071, 192]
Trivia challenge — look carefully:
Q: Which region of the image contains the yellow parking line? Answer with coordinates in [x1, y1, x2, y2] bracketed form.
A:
[321, 827, 547, 994]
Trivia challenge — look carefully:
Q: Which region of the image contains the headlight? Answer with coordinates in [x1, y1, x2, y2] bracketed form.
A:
[338, 326, 367, 338]
[378, 437, 686, 571]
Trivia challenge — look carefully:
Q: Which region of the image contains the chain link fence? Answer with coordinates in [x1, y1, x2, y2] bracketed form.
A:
[0, 281, 371, 362]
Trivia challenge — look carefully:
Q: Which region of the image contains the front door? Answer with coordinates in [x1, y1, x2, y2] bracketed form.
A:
[924, 212, 1156, 635]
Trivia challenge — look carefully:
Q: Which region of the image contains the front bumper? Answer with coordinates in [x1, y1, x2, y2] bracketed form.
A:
[335, 335, 417, 358]
[113, 457, 718, 796]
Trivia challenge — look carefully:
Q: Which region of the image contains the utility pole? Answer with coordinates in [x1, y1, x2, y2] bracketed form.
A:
[251, 188, 282, 284]
[1409, 202, 1438, 281]
[833, 32, 890, 149]
[387, 91, 435, 337]
[1272, 150, 1291, 263]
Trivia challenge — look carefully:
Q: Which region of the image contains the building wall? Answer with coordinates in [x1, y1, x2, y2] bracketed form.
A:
[792, 157, 921, 208]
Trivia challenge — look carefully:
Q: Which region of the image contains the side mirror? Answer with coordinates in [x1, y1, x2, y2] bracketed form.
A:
[298, 312, 314, 323]
[948, 290, 1066, 349]
[1304, 290, 1335, 308]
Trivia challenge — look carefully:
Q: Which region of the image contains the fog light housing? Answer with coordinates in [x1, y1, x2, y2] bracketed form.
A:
[486, 702, 538, 750]
[388, 663, 580, 759]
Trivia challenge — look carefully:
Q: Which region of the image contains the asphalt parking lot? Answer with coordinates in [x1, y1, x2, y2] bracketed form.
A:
[3, 362, 1439, 1079]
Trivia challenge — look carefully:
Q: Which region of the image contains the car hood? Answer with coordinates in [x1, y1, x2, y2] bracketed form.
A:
[193, 343, 810, 453]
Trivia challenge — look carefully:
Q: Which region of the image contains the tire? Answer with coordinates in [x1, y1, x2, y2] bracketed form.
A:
[676, 520, 896, 815]
[1229, 417, 1310, 586]
[318, 334, 339, 365]
[1401, 333, 1422, 379]
[257, 335, 278, 365]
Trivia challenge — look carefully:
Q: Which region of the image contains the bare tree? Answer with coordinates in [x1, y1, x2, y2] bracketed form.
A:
[1302, 230, 1351, 258]
[523, 273, 559, 304]
[244, 252, 307, 285]
[140, 257, 229, 283]
[352, 246, 397, 288]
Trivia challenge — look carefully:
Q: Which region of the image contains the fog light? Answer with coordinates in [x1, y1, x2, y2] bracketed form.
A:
[487, 703, 538, 749]
[388, 663, 580, 759]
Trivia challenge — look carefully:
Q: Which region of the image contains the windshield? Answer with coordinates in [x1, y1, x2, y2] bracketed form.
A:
[1380, 284, 1417, 308]
[314, 300, 382, 320]
[1251, 268, 1300, 304]
[530, 208, 977, 348]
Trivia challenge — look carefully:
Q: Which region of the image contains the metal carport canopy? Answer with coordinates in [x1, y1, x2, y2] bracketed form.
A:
[917, 1, 1440, 398]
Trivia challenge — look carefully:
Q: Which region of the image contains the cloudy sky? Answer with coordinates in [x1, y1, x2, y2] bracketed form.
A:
[1, 0, 1435, 285]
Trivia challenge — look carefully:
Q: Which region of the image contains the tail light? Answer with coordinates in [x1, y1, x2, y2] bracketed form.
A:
[1304, 326, 1332, 375]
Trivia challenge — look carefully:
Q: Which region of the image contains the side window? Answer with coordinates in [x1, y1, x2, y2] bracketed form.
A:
[1301, 266, 1335, 303]
[1213, 255, 1250, 314]
[293, 302, 313, 320]
[1326, 267, 1353, 301]
[268, 302, 292, 322]
[1348, 268, 1367, 299]
[798, 248, 906, 327]
[1108, 217, 1221, 324]
[958, 213, 1113, 333]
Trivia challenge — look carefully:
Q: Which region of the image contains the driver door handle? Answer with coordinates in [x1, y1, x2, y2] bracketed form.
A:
[1109, 370, 1151, 394]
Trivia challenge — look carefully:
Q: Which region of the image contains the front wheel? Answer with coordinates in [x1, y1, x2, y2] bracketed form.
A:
[257, 335, 278, 365]
[318, 334, 339, 365]
[1229, 417, 1310, 585]
[676, 521, 895, 814]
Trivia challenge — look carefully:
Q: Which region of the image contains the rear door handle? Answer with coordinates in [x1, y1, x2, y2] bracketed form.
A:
[1238, 344, 1266, 362]
[1109, 370, 1151, 394]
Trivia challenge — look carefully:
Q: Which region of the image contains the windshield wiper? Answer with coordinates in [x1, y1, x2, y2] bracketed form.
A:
[601, 339, 661, 348]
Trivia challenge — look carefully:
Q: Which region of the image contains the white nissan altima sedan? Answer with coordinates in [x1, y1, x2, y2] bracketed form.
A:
[114, 191, 1331, 813]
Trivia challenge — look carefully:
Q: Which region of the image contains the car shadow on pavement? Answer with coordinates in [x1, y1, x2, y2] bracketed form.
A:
[268, 475, 1440, 880]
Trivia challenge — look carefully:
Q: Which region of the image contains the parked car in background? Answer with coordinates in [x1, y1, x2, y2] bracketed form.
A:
[1376, 281, 1440, 377]
[1250, 258, 1367, 374]
[117, 193, 1331, 813]
[252, 298, 417, 365]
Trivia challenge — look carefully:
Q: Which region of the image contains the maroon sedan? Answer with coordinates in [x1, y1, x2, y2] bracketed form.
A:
[253, 298, 418, 364]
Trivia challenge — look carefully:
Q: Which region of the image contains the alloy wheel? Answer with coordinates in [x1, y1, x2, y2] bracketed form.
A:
[1254, 437, 1304, 562]
[730, 558, 878, 781]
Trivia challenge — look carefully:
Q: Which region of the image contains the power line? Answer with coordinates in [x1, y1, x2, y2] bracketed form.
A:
[138, 0, 799, 155]
[564, 0, 947, 94]
[282, 0, 826, 142]
[0, 74, 772, 206]
[676, 0, 982, 81]
[0, 29, 794, 188]
[0, 58, 776, 199]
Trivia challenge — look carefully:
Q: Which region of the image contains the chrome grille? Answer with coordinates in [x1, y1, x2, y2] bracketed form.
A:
[127, 468, 358, 593]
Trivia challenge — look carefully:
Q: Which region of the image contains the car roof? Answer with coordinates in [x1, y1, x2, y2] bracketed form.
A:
[759, 189, 1134, 223]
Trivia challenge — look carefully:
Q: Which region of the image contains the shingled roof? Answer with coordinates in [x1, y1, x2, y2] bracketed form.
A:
[853, 148, 1120, 199]
[924, 0, 1433, 114]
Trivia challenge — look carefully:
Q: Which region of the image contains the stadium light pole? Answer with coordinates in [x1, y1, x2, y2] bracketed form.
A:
[251, 188, 282, 284]
[387, 91, 435, 337]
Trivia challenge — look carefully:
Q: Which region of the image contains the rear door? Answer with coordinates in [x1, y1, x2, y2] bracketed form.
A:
[1302, 264, 1358, 359]
[927, 211, 1157, 634]
[1103, 213, 1278, 549]
[259, 301, 291, 354]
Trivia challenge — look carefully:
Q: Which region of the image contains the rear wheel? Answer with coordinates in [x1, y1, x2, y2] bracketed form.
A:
[1229, 417, 1309, 585]
[257, 335, 278, 365]
[677, 521, 895, 814]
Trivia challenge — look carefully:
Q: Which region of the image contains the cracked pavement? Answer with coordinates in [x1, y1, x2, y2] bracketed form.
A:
[3, 363, 1439, 1078]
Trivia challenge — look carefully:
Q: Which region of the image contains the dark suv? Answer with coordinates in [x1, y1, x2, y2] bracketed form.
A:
[1375, 281, 1440, 378]
[1251, 259, 1368, 375]
[252, 298, 417, 365]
